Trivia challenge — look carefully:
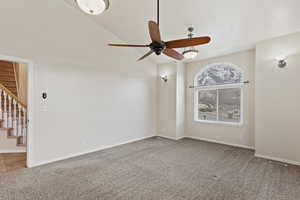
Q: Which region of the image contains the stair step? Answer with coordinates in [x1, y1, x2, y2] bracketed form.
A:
[0, 127, 13, 131]
[0, 80, 16, 84]
[0, 78, 15, 81]
[5, 135, 26, 147]
[0, 70, 15, 74]
[0, 64, 14, 70]
[0, 80, 16, 83]
[0, 78, 15, 82]
[0, 73, 15, 77]
[0, 85, 16, 88]
[7, 135, 17, 139]
[0, 85, 17, 89]
[0, 74, 15, 77]
[0, 60, 14, 65]
[0, 89, 17, 93]
[0, 67, 14, 72]
[0, 74, 15, 78]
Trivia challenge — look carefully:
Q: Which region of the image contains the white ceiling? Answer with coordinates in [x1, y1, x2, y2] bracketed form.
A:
[64, 0, 300, 64]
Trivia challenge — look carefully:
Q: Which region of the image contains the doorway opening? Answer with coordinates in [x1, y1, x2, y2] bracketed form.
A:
[0, 59, 29, 172]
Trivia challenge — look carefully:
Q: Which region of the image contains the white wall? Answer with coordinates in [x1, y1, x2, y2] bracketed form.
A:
[157, 62, 186, 140]
[255, 32, 300, 164]
[176, 62, 186, 139]
[157, 63, 177, 139]
[186, 50, 255, 148]
[0, 0, 157, 166]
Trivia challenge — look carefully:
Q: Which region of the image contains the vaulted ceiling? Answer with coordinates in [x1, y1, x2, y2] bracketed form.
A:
[64, 0, 300, 63]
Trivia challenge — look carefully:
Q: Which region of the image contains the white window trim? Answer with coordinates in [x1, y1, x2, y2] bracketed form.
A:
[193, 64, 244, 127]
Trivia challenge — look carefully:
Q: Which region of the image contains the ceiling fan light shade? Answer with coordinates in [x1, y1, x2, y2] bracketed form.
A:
[75, 0, 109, 15]
[183, 49, 199, 59]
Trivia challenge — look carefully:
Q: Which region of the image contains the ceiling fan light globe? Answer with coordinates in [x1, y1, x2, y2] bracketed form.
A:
[183, 49, 198, 59]
[76, 0, 109, 15]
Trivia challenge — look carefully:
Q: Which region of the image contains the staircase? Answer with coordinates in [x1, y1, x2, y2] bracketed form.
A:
[0, 61, 27, 150]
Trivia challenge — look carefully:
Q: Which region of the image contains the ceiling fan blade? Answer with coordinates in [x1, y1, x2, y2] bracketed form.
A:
[163, 48, 184, 61]
[148, 21, 162, 43]
[109, 44, 149, 47]
[137, 50, 154, 61]
[165, 37, 211, 49]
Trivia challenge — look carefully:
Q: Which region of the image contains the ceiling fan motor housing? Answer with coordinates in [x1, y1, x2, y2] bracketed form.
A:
[150, 41, 166, 55]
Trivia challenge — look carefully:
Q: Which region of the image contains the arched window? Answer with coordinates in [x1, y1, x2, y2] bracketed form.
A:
[194, 63, 243, 125]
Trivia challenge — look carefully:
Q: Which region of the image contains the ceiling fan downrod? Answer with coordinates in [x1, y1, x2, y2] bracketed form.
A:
[157, 0, 160, 25]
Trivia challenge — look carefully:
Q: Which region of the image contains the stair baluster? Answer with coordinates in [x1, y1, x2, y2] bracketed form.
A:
[22, 108, 27, 145]
[18, 104, 22, 137]
[8, 96, 12, 128]
[0, 89, 2, 120]
[3, 91, 7, 128]
[13, 100, 17, 136]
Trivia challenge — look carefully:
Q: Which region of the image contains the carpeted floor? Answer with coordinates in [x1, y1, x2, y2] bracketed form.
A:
[0, 137, 300, 200]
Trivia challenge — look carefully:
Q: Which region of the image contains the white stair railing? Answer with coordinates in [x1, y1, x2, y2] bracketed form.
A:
[0, 84, 27, 146]
[0, 89, 2, 121]
[8, 96, 12, 128]
[13, 100, 17, 136]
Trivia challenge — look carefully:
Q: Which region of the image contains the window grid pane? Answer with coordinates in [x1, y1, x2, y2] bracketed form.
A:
[196, 87, 241, 124]
[198, 90, 217, 121]
[218, 88, 241, 123]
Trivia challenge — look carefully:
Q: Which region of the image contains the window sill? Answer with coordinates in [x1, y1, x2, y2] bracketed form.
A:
[193, 119, 243, 127]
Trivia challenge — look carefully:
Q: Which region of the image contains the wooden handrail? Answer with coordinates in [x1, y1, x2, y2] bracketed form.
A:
[0, 83, 27, 108]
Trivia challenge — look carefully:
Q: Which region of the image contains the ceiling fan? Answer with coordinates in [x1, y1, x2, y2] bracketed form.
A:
[108, 0, 211, 61]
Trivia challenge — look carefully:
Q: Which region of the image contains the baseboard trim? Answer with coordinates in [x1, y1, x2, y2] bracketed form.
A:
[255, 154, 300, 166]
[27, 135, 155, 168]
[184, 136, 255, 150]
[176, 136, 185, 140]
[156, 135, 184, 141]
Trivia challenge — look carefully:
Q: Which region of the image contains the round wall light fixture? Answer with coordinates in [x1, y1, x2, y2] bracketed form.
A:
[276, 56, 287, 68]
[278, 59, 287, 68]
[161, 75, 168, 82]
[75, 0, 109, 15]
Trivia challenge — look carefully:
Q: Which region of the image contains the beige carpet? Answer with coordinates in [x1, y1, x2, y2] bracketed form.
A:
[0, 137, 300, 200]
